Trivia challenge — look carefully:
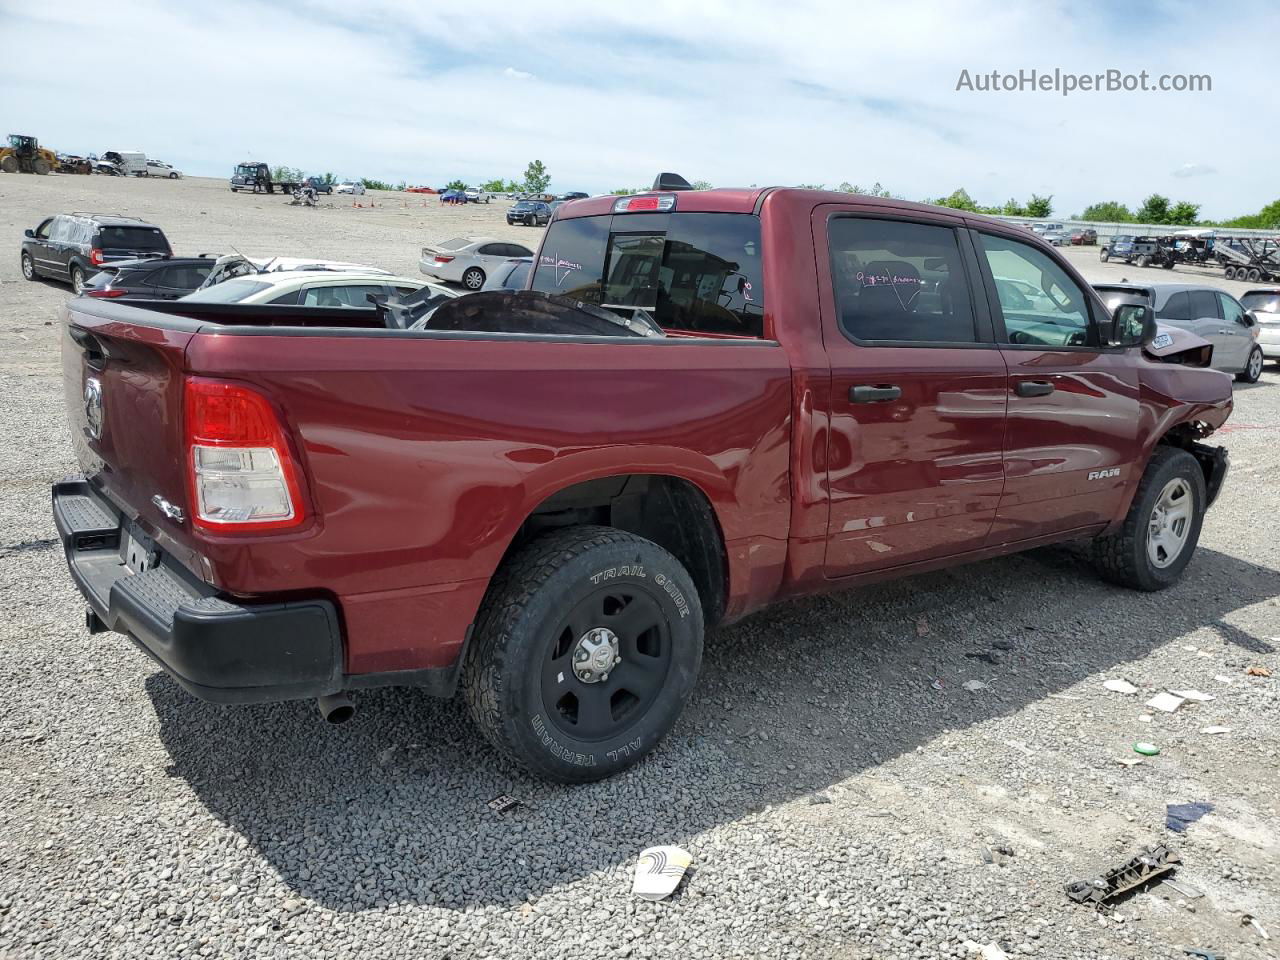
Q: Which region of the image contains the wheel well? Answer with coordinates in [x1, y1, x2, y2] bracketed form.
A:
[507, 475, 729, 627]
[1156, 422, 1226, 501]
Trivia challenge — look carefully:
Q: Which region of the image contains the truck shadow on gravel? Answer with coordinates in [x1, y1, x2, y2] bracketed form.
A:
[146, 545, 1278, 911]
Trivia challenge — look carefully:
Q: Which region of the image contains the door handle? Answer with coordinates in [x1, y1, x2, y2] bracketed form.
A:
[1014, 380, 1054, 398]
[850, 385, 902, 403]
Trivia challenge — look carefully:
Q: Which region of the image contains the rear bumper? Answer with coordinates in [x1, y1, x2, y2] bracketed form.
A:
[52, 479, 461, 704]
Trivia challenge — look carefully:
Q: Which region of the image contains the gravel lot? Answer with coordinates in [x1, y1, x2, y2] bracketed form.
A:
[0, 175, 1276, 960]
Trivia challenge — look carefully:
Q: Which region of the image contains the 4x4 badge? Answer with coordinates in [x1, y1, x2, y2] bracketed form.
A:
[83, 377, 103, 439]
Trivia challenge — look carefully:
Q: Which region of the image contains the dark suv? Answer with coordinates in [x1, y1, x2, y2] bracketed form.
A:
[507, 200, 552, 226]
[81, 256, 218, 300]
[21, 214, 172, 294]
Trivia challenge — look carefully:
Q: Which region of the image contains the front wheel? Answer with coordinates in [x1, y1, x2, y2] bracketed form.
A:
[21, 252, 35, 280]
[1099, 249, 1110, 262]
[1224, 266, 1236, 280]
[1238, 346, 1264, 383]
[462, 526, 704, 782]
[462, 266, 485, 290]
[70, 265, 86, 295]
[1091, 447, 1206, 591]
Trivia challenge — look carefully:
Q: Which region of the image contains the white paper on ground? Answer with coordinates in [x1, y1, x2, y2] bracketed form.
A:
[1145, 692, 1186, 713]
[1103, 679, 1139, 694]
[1200, 725, 1231, 735]
[1169, 689, 1215, 702]
[633, 846, 692, 901]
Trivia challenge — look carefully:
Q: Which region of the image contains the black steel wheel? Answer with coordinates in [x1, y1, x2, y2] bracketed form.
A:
[463, 525, 703, 782]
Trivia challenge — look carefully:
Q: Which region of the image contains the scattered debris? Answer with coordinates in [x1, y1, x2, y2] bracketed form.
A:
[1182, 949, 1223, 960]
[1104, 678, 1139, 695]
[1245, 665, 1272, 678]
[808, 792, 832, 805]
[1134, 742, 1161, 756]
[931, 679, 944, 691]
[1170, 689, 1215, 702]
[1064, 844, 1181, 908]
[962, 680, 988, 692]
[1243, 914, 1270, 940]
[1048, 693, 1084, 701]
[1138, 714, 1154, 723]
[1166, 802, 1214, 833]
[916, 617, 930, 637]
[982, 843, 1016, 865]
[963, 941, 1010, 960]
[633, 846, 692, 901]
[1116, 757, 1144, 768]
[1213, 674, 1235, 685]
[487, 794, 522, 814]
[965, 650, 1000, 664]
[1162, 879, 1204, 899]
[1200, 726, 1231, 735]
[1146, 692, 1187, 713]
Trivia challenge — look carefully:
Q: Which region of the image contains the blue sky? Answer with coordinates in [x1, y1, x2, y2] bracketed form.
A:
[1, 0, 1275, 218]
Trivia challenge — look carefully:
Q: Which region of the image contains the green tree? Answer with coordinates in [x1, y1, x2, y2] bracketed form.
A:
[1219, 198, 1280, 229]
[523, 160, 550, 193]
[837, 181, 897, 198]
[1001, 198, 1026, 217]
[691, 179, 713, 190]
[1080, 201, 1132, 222]
[1024, 194, 1053, 218]
[480, 178, 507, 192]
[360, 178, 394, 190]
[320, 172, 336, 186]
[271, 165, 305, 182]
[1135, 194, 1171, 224]
[445, 178, 468, 191]
[1167, 200, 1201, 225]
[933, 188, 979, 211]
[612, 187, 640, 195]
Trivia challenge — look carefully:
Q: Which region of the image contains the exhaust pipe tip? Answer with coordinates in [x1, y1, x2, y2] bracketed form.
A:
[316, 692, 355, 725]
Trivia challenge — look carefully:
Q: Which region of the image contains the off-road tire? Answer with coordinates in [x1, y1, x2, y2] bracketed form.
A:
[461, 525, 704, 783]
[1237, 346, 1264, 383]
[21, 252, 35, 281]
[70, 265, 85, 295]
[1091, 446, 1206, 591]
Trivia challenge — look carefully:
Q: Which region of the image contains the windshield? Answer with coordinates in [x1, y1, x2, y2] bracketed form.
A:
[513, 202, 536, 211]
[530, 212, 765, 337]
[95, 226, 170, 252]
[1241, 292, 1280, 313]
[181, 278, 273, 303]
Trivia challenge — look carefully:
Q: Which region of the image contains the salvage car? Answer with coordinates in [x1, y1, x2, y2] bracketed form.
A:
[83, 256, 217, 300]
[51, 178, 1233, 783]
[1239, 288, 1280, 365]
[1095, 282, 1264, 382]
[180, 270, 452, 307]
[419, 236, 535, 290]
[21, 213, 172, 293]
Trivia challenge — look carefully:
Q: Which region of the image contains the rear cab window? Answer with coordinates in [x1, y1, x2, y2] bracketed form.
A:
[530, 211, 765, 337]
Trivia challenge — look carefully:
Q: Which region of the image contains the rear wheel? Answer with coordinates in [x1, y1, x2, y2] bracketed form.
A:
[1099, 248, 1110, 262]
[462, 266, 485, 290]
[462, 526, 703, 782]
[1247, 268, 1262, 282]
[1137, 255, 1151, 268]
[21, 252, 35, 280]
[33, 158, 50, 175]
[70, 265, 85, 295]
[1091, 447, 1206, 591]
[1238, 346, 1264, 383]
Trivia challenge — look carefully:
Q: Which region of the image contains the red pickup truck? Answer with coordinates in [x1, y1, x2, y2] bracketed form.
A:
[53, 182, 1233, 781]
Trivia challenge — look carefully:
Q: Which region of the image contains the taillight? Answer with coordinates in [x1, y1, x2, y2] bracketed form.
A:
[613, 194, 676, 213]
[86, 288, 127, 298]
[433, 255, 455, 263]
[90, 248, 105, 266]
[184, 378, 306, 532]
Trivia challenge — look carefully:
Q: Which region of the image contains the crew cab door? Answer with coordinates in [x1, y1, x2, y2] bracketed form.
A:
[969, 226, 1141, 543]
[815, 208, 1008, 578]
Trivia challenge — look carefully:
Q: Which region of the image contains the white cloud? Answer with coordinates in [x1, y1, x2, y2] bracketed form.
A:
[1172, 162, 1217, 178]
[0, 1, 1272, 217]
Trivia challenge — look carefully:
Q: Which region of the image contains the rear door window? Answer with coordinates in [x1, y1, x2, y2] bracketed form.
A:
[832, 218, 978, 344]
[1157, 292, 1191, 321]
[530, 212, 765, 337]
[1189, 289, 1220, 319]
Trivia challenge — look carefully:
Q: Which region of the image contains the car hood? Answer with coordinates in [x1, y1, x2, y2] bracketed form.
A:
[1145, 322, 1213, 367]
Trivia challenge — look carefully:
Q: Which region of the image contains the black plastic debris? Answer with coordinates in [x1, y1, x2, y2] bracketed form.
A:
[487, 794, 521, 813]
[1065, 844, 1181, 907]
[1166, 802, 1214, 833]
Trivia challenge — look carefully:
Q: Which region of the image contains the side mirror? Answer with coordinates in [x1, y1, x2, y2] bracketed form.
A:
[24, 228, 34, 238]
[1109, 302, 1155, 347]
[1241, 309, 1257, 327]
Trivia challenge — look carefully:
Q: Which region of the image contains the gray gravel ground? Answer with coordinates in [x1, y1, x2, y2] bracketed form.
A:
[0, 175, 1276, 960]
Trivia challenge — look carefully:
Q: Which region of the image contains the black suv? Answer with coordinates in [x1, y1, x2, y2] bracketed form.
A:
[21, 214, 172, 294]
[80, 256, 218, 300]
[507, 200, 552, 226]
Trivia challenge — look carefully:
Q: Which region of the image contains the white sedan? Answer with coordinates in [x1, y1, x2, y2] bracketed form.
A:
[180, 270, 455, 308]
[145, 159, 183, 179]
[335, 180, 366, 195]
[420, 236, 536, 290]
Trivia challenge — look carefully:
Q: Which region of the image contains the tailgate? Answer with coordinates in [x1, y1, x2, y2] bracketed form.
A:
[62, 301, 195, 545]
